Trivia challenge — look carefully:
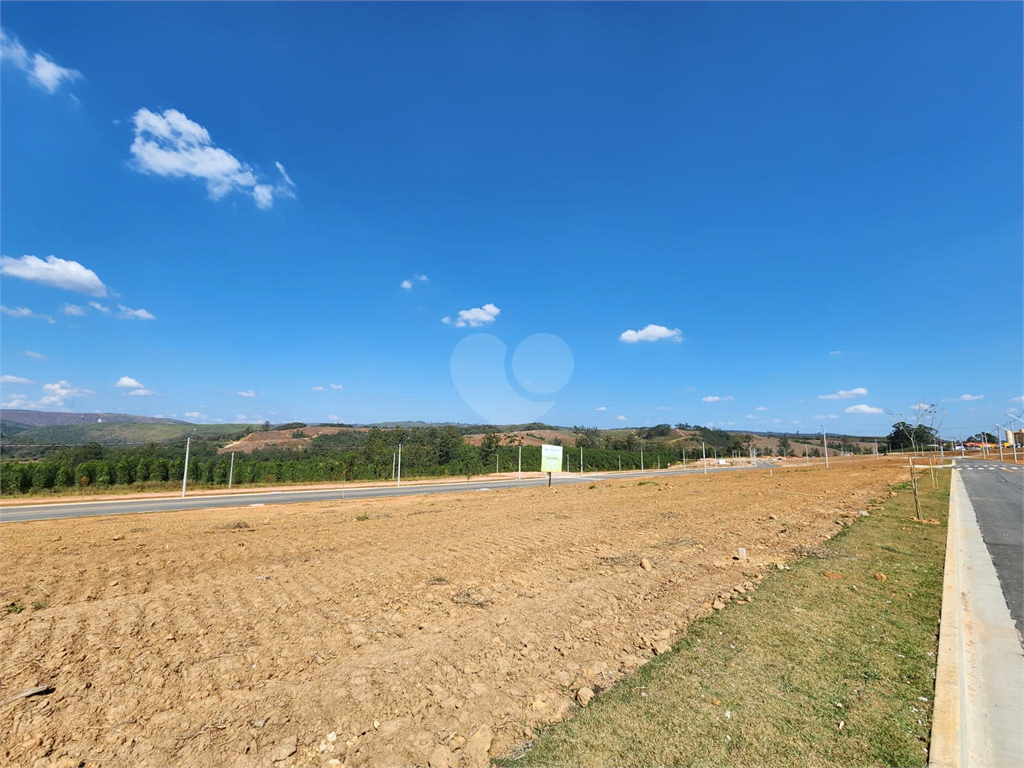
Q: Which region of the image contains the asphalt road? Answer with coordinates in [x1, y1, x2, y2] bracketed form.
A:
[958, 460, 1024, 640]
[0, 462, 774, 524]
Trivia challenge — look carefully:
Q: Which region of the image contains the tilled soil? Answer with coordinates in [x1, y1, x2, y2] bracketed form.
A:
[0, 463, 905, 768]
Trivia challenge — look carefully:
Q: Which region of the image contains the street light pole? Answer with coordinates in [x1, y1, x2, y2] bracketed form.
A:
[702, 441, 707, 475]
[181, 437, 191, 498]
[397, 443, 402, 487]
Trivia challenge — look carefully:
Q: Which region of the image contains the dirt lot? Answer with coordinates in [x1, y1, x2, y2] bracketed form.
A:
[1, 462, 907, 768]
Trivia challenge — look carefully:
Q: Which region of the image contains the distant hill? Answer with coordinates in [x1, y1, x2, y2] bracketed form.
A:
[0, 410, 189, 428]
[2, 421, 246, 448]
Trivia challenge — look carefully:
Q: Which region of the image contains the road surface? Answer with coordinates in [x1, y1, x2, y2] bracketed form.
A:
[957, 459, 1024, 641]
[0, 463, 772, 524]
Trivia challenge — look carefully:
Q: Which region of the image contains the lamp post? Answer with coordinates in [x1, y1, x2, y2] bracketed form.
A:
[822, 425, 829, 469]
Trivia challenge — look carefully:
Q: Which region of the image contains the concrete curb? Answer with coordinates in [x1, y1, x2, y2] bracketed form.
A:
[930, 470, 1024, 768]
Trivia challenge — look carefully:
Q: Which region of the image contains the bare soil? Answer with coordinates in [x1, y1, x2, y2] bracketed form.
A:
[0, 463, 906, 768]
[220, 426, 370, 455]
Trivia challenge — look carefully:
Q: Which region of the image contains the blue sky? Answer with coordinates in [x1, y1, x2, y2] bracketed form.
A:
[1, 2, 1020, 440]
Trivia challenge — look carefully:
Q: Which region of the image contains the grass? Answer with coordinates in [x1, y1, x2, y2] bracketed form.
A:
[500, 471, 950, 768]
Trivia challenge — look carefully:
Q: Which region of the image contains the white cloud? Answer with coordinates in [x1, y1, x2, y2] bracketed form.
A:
[702, 395, 734, 403]
[0, 305, 55, 323]
[1009, 396, 1024, 403]
[0, 254, 107, 295]
[401, 279, 413, 290]
[40, 380, 93, 407]
[448, 303, 500, 328]
[22, 351, 47, 360]
[328, 414, 341, 421]
[311, 386, 325, 391]
[0, 28, 82, 93]
[63, 303, 86, 316]
[1, 375, 33, 384]
[657, 406, 673, 410]
[235, 414, 265, 423]
[114, 376, 144, 388]
[117, 304, 155, 320]
[619, 324, 683, 343]
[595, 406, 607, 411]
[911, 402, 932, 412]
[814, 414, 841, 420]
[616, 415, 627, 421]
[275, 161, 294, 187]
[819, 387, 868, 400]
[185, 411, 203, 419]
[745, 415, 756, 419]
[89, 301, 110, 314]
[237, 390, 256, 397]
[960, 394, 984, 401]
[330, 384, 343, 390]
[127, 388, 156, 396]
[441, 316, 451, 324]
[755, 406, 768, 411]
[130, 108, 296, 209]
[845, 404, 884, 415]
[829, 350, 842, 356]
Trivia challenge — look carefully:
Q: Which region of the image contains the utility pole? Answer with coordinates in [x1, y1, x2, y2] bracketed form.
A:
[994, 424, 1005, 462]
[702, 441, 707, 475]
[618, 455, 621, 471]
[181, 437, 191, 498]
[822, 425, 829, 469]
[228, 452, 235, 489]
[392, 452, 396, 480]
[580, 447, 583, 475]
[518, 445, 522, 480]
[397, 443, 402, 487]
[641, 447, 644, 471]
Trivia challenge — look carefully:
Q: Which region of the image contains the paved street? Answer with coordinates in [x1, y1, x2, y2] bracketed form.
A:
[958, 460, 1024, 641]
[0, 462, 770, 524]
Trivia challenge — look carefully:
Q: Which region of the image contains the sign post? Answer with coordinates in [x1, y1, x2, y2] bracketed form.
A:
[541, 444, 563, 487]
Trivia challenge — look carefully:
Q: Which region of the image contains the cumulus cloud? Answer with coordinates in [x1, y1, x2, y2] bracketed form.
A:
[814, 414, 840, 420]
[0, 28, 82, 93]
[117, 304, 155, 320]
[657, 406, 673, 410]
[130, 108, 296, 209]
[311, 386, 325, 391]
[829, 350, 842, 356]
[1, 375, 33, 384]
[445, 303, 500, 328]
[237, 390, 256, 398]
[960, 394, 984, 401]
[619, 324, 683, 343]
[702, 395, 734, 403]
[22, 351, 47, 360]
[595, 406, 607, 411]
[89, 301, 110, 314]
[39, 380, 93, 407]
[127, 388, 156, 396]
[0, 254, 107, 295]
[845, 404, 883, 415]
[330, 384, 343, 390]
[755, 406, 768, 411]
[185, 411, 203, 419]
[0, 305, 54, 323]
[819, 387, 868, 400]
[401, 280, 412, 290]
[114, 376, 143, 388]
[63, 303, 86, 316]
[616, 415, 627, 421]
[1009, 396, 1024, 403]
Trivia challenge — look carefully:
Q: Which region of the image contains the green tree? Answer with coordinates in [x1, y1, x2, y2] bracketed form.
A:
[777, 436, 791, 457]
[480, 431, 502, 466]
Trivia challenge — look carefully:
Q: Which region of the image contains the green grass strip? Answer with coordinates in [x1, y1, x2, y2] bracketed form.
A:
[501, 471, 950, 768]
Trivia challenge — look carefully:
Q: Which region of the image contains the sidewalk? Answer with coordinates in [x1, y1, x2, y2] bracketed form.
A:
[930, 468, 1024, 767]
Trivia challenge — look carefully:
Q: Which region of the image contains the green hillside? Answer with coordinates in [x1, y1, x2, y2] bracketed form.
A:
[5, 422, 247, 448]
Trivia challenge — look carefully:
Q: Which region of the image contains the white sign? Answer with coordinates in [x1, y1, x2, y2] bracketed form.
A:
[540, 444, 563, 473]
